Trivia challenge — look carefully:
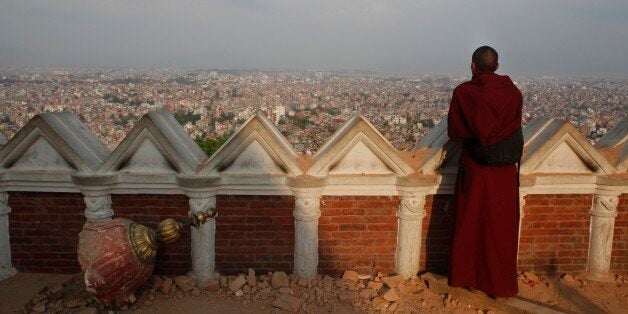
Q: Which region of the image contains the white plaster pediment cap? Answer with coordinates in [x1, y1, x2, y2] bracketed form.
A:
[145, 110, 207, 168]
[415, 120, 460, 174]
[198, 111, 302, 176]
[417, 119, 449, 149]
[99, 110, 205, 175]
[0, 112, 109, 172]
[596, 119, 627, 149]
[521, 118, 615, 175]
[596, 119, 627, 171]
[307, 114, 413, 177]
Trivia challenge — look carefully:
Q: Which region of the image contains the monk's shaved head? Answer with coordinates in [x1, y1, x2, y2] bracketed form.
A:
[472, 46, 499, 73]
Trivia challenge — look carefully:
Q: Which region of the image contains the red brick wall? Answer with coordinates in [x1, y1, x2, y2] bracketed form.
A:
[8, 192, 84, 273]
[420, 194, 454, 275]
[111, 194, 190, 276]
[6, 191, 618, 276]
[318, 196, 398, 276]
[215, 195, 294, 275]
[612, 193, 628, 274]
[518, 194, 592, 273]
[7, 192, 191, 275]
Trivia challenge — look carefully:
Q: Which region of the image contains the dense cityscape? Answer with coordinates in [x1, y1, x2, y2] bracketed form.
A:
[0, 68, 626, 155]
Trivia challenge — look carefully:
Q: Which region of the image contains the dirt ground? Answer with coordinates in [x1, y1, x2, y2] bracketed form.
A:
[2, 271, 627, 313]
[127, 296, 356, 314]
[0, 273, 74, 313]
[0, 273, 357, 314]
[517, 272, 628, 313]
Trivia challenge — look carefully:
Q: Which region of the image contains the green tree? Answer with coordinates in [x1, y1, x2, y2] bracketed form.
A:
[217, 112, 234, 123]
[195, 132, 232, 157]
[174, 111, 201, 125]
[420, 118, 435, 129]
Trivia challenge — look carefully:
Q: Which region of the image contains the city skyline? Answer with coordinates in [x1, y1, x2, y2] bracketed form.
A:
[1, 1, 627, 78]
[1, 68, 624, 155]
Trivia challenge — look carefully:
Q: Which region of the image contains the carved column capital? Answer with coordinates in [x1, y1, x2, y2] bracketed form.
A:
[84, 195, 113, 221]
[294, 196, 321, 222]
[397, 195, 426, 221]
[591, 194, 619, 218]
[189, 196, 217, 214]
[0, 192, 11, 216]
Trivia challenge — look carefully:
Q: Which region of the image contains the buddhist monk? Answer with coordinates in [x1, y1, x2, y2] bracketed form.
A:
[446, 46, 523, 298]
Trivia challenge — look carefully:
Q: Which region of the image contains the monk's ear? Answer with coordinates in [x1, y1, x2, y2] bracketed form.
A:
[471, 62, 477, 73]
[495, 62, 499, 72]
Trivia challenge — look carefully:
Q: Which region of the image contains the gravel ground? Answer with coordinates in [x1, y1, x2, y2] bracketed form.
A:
[2, 271, 626, 313]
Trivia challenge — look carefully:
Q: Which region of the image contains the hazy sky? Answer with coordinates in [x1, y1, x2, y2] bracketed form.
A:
[1, 0, 627, 77]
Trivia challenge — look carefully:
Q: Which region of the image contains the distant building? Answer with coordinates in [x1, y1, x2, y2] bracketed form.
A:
[274, 105, 286, 123]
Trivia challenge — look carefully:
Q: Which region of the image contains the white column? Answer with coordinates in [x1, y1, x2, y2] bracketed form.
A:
[0, 192, 17, 281]
[587, 194, 619, 282]
[188, 196, 218, 283]
[395, 193, 427, 279]
[83, 194, 113, 221]
[293, 195, 321, 279]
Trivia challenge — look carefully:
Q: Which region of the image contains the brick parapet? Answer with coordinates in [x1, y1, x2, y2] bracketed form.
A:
[318, 195, 398, 276]
[518, 194, 592, 273]
[214, 195, 295, 275]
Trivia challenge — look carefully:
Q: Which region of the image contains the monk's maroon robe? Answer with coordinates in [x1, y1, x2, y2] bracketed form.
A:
[447, 72, 523, 298]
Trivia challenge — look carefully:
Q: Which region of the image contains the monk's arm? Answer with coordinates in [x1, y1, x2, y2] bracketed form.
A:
[447, 91, 471, 142]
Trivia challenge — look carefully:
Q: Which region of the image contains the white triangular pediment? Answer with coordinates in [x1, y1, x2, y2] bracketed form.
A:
[307, 116, 413, 177]
[533, 141, 591, 173]
[99, 111, 207, 175]
[199, 112, 302, 176]
[329, 141, 393, 175]
[521, 120, 615, 175]
[11, 137, 75, 171]
[0, 113, 109, 173]
[118, 138, 176, 173]
[221, 140, 284, 175]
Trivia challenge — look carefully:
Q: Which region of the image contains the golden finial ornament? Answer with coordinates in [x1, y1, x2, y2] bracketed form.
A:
[128, 223, 158, 262]
[156, 218, 184, 243]
[128, 207, 217, 263]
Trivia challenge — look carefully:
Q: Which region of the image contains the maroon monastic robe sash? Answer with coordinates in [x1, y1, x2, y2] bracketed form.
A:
[447, 72, 523, 298]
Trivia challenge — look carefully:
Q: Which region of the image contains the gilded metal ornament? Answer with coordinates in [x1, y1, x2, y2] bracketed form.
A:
[127, 207, 217, 263]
